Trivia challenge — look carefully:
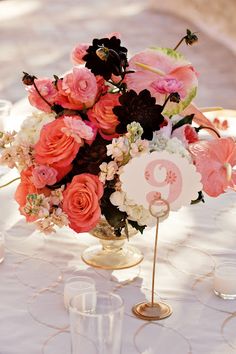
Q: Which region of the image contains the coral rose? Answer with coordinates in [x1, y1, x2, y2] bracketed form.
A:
[88, 93, 120, 140]
[34, 117, 81, 168]
[58, 67, 98, 110]
[62, 173, 103, 233]
[28, 78, 58, 113]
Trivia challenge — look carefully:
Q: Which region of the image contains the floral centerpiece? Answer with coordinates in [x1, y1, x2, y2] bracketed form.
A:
[1, 30, 236, 265]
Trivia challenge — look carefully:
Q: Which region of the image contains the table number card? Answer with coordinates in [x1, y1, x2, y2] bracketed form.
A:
[120, 151, 202, 211]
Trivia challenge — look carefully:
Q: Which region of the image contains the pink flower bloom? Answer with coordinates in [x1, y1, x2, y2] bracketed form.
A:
[181, 103, 220, 138]
[28, 78, 58, 113]
[172, 124, 199, 147]
[62, 173, 103, 233]
[32, 165, 58, 188]
[61, 116, 96, 144]
[34, 118, 81, 168]
[88, 93, 120, 140]
[151, 77, 184, 96]
[125, 48, 198, 115]
[58, 67, 98, 110]
[71, 43, 89, 64]
[15, 167, 50, 222]
[189, 137, 236, 197]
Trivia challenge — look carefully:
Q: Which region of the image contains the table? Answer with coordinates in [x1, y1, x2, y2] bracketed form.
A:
[1, 102, 236, 354]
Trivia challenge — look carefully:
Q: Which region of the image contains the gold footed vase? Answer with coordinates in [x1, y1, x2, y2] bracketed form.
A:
[81, 220, 144, 270]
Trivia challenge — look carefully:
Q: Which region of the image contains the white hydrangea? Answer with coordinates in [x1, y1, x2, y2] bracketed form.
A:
[15, 111, 56, 145]
[110, 190, 156, 227]
[149, 132, 191, 162]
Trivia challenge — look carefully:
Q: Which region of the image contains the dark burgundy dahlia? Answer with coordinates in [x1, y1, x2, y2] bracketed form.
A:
[83, 36, 128, 80]
[113, 89, 165, 140]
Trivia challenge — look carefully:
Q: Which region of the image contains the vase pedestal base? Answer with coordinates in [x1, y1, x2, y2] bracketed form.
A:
[81, 242, 143, 270]
[132, 301, 172, 321]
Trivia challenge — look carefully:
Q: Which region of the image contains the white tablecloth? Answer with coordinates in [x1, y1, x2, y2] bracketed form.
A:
[1, 102, 236, 354]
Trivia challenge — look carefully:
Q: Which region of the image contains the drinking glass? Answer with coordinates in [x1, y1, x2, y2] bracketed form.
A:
[0, 99, 12, 131]
[213, 262, 236, 299]
[0, 232, 5, 263]
[69, 291, 124, 354]
[64, 276, 96, 310]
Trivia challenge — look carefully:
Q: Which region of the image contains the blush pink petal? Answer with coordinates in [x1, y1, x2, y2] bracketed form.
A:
[189, 138, 236, 197]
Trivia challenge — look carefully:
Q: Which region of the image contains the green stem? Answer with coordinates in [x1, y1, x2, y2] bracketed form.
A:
[0, 177, 20, 189]
[33, 82, 52, 109]
[173, 37, 185, 51]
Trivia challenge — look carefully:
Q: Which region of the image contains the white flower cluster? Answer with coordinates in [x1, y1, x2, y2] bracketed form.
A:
[106, 122, 149, 165]
[110, 190, 156, 227]
[23, 187, 69, 234]
[15, 111, 55, 145]
[150, 131, 192, 161]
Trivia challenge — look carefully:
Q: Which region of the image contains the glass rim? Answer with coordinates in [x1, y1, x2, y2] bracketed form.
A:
[65, 275, 96, 284]
[69, 290, 124, 317]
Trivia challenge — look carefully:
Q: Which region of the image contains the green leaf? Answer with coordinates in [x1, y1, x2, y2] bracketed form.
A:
[128, 220, 146, 234]
[172, 114, 194, 132]
[191, 191, 205, 205]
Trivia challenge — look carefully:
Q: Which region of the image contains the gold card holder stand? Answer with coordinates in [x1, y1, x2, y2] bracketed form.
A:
[132, 198, 172, 321]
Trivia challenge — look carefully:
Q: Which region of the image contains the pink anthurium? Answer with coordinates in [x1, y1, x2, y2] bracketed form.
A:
[189, 137, 236, 197]
[125, 47, 198, 116]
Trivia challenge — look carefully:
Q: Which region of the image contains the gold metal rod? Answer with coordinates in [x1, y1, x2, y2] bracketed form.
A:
[151, 217, 159, 306]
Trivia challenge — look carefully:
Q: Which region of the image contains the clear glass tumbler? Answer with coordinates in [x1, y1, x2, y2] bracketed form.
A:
[69, 291, 124, 354]
[64, 276, 96, 310]
[213, 262, 236, 300]
[0, 99, 12, 131]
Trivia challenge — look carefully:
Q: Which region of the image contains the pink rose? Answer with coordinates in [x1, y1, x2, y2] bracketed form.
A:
[63, 173, 103, 233]
[31, 165, 58, 188]
[34, 117, 81, 168]
[71, 43, 89, 65]
[28, 78, 58, 113]
[88, 93, 120, 140]
[15, 167, 49, 222]
[172, 124, 199, 147]
[58, 67, 98, 110]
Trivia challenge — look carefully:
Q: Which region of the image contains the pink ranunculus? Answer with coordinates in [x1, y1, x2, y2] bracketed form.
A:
[15, 167, 49, 222]
[172, 124, 199, 147]
[62, 173, 103, 233]
[28, 78, 58, 113]
[151, 77, 184, 97]
[87, 93, 120, 140]
[125, 48, 198, 115]
[58, 67, 98, 110]
[34, 117, 81, 168]
[71, 43, 89, 65]
[31, 165, 58, 189]
[189, 137, 236, 197]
